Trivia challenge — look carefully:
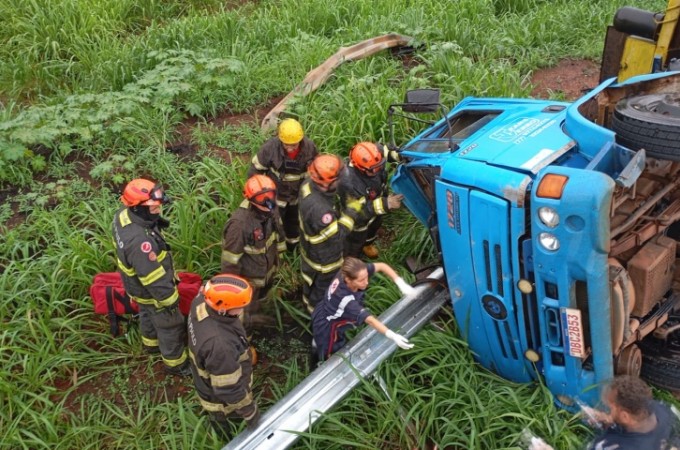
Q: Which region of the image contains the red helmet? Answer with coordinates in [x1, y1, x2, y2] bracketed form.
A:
[203, 274, 252, 314]
[244, 175, 276, 210]
[121, 178, 169, 207]
[308, 154, 343, 188]
[350, 142, 385, 176]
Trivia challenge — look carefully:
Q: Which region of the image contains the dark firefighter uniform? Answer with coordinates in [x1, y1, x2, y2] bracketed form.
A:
[298, 179, 360, 312]
[311, 263, 376, 360]
[221, 199, 286, 307]
[187, 294, 257, 432]
[112, 207, 188, 371]
[339, 144, 400, 257]
[248, 136, 318, 247]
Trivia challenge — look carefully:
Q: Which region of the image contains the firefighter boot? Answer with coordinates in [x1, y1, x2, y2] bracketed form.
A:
[362, 244, 379, 259]
[165, 360, 192, 377]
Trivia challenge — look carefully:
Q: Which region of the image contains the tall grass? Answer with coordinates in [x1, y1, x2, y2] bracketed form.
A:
[0, 0, 673, 448]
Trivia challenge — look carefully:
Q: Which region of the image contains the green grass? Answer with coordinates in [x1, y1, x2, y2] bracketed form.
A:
[0, 0, 673, 448]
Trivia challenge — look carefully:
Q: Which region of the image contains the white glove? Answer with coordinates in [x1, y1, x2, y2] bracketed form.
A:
[395, 277, 416, 297]
[385, 329, 414, 350]
[528, 437, 554, 450]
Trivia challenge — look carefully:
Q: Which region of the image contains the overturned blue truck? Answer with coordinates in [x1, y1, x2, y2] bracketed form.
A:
[390, 70, 680, 408]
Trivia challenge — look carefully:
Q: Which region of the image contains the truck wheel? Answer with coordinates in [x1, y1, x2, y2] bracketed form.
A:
[615, 343, 642, 376]
[612, 94, 680, 161]
[638, 330, 680, 392]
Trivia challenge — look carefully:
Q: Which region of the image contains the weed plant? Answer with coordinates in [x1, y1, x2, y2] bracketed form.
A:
[0, 0, 673, 448]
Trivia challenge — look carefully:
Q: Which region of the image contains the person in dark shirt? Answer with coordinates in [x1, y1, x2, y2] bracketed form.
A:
[311, 256, 416, 362]
[585, 375, 679, 450]
[528, 375, 680, 450]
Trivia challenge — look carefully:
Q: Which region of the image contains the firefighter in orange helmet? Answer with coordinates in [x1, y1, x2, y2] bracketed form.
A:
[112, 178, 190, 376]
[248, 118, 318, 250]
[187, 274, 259, 440]
[221, 174, 285, 330]
[298, 154, 364, 312]
[339, 142, 403, 259]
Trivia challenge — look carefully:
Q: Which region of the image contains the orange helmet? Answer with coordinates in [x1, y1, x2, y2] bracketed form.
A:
[308, 154, 343, 188]
[203, 274, 252, 314]
[121, 178, 169, 207]
[350, 142, 385, 176]
[244, 175, 276, 210]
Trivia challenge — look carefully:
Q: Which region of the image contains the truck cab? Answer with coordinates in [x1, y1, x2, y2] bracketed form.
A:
[391, 72, 680, 408]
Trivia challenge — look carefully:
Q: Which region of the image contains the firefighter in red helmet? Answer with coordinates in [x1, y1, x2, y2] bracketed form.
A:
[113, 178, 190, 376]
[339, 142, 403, 259]
[221, 174, 285, 330]
[298, 154, 364, 312]
[248, 118, 318, 250]
[187, 274, 259, 440]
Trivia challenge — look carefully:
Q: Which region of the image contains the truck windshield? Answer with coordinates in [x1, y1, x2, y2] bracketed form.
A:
[403, 111, 500, 153]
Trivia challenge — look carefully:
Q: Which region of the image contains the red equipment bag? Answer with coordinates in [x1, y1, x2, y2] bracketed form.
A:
[90, 272, 202, 337]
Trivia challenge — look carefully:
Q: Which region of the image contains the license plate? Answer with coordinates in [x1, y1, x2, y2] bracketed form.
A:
[561, 307, 585, 358]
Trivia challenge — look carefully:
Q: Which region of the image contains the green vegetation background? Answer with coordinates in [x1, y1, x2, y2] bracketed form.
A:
[0, 0, 670, 448]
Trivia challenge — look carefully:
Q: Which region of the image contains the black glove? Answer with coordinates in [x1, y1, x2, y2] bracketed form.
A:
[246, 406, 261, 430]
[156, 217, 170, 230]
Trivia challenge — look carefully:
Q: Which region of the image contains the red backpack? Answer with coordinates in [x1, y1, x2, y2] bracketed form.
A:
[90, 272, 202, 336]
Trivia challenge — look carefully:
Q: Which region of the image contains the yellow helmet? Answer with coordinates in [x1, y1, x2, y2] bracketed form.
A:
[278, 118, 304, 145]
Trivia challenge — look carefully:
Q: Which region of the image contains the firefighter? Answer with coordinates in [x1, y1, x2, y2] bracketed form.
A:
[339, 142, 403, 259]
[112, 178, 190, 376]
[248, 118, 318, 250]
[311, 256, 416, 362]
[298, 153, 364, 312]
[221, 174, 286, 329]
[187, 274, 259, 440]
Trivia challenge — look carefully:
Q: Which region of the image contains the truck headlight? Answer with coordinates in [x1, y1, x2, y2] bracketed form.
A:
[538, 206, 559, 228]
[538, 232, 560, 251]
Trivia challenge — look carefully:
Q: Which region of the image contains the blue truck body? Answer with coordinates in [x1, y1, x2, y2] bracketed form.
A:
[392, 72, 680, 407]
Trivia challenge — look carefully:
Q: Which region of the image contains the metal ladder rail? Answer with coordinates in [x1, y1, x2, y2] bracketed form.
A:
[224, 268, 448, 450]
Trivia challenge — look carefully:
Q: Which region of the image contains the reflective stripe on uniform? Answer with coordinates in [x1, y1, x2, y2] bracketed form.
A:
[132, 289, 178, 308]
[163, 349, 188, 367]
[300, 248, 343, 274]
[251, 155, 267, 171]
[118, 209, 132, 227]
[199, 391, 253, 415]
[221, 249, 242, 265]
[139, 265, 166, 286]
[303, 222, 338, 245]
[142, 336, 159, 347]
[189, 351, 211, 379]
[116, 258, 136, 276]
[281, 173, 304, 182]
[211, 366, 242, 387]
[338, 213, 355, 230]
[372, 198, 386, 215]
[243, 233, 278, 255]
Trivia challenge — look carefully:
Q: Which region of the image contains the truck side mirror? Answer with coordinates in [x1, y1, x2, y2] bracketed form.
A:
[402, 89, 441, 113]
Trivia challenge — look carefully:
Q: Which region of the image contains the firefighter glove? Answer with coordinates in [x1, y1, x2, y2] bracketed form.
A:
[387, 194, 403, 210]
[385, 329, 414, 350]
[395, 277, 416, 297]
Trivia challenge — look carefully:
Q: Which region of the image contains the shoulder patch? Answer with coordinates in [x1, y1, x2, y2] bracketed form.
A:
[321, 213, 333, 225]
[140, 241, 152, 253]
[197, 302, 209, 322]
[148, 251, 157, 261]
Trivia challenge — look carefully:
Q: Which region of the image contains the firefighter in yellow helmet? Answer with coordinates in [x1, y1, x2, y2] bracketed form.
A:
[112, 178, 190, 376]
[339, 142, 403, 259]
[187, 274, 259, 440]
[298, 154, 364, 312]
[248, 118, 318, 250]
[220, 174, 286, 330]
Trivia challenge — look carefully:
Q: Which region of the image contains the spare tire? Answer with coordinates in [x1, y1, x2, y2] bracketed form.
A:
[612, 93, 680, 161]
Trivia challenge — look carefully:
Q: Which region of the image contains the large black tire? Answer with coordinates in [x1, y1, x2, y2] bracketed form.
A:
[612, 94, 680, 161]
[638, 322, 680, 392]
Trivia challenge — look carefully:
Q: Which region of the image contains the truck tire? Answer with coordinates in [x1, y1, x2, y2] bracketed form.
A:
[638, 331, 680, 392]
[612, 94, 680, 161]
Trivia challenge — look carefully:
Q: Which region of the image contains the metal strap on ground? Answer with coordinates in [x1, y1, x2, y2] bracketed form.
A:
[223, 268, 447, 450]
